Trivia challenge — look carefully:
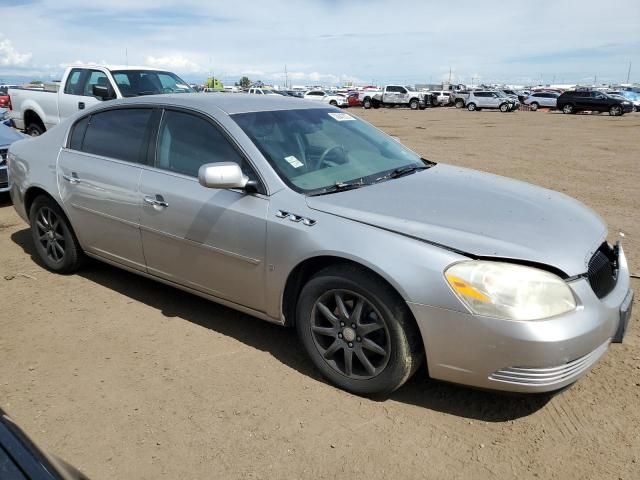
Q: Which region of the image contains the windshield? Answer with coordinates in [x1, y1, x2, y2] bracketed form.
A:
[232, 108, 425, 194]
[111, 70, 194, 97]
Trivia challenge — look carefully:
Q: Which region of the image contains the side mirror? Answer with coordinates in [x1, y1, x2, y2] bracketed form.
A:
[198, 162, 250, 189]
[92, 84, 113, 100]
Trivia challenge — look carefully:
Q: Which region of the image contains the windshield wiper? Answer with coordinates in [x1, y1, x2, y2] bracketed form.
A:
[388, 165, 430, 179]
[308, 181, 369, 197]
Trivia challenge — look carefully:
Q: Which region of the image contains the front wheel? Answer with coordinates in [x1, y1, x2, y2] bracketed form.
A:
[455, 100, 464, 108]
[609, 105, 623, 116]
[562, 104, 574, 114]
[363, 98, 371, 109]
[530, 102, 539, 111]
[296, 266, 423, 396]
[29, 196, 84, 273]
[409, 99, 419, 110]
[329, 100, 338, 107]
[467, 103, 476, 111]
[499, 103, 510, 112]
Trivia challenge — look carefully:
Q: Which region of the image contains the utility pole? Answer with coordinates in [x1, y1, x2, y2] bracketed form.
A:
[448, 66, 452, 84]
[626, 61, 632, 83]
[284, 65, 288, 89]
[125, 48, 128, 66]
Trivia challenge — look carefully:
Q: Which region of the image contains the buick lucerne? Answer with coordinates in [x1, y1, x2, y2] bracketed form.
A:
[8, 95, 633, 395]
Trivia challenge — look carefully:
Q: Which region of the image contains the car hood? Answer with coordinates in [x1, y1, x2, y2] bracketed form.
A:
[306, 164, 607, 276]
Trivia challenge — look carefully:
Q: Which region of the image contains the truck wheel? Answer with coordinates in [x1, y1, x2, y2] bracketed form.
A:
[455, 100, 464, 109]
[26, 123, 45, 136]
[409, 99, 419, 110]
[499, 103, 510, 112]
[363, 98, 372, 109]
[530, 102, 539, 111]
[467, 103, 476, 111]
[372, 100, 381, 109]
[562, 104, 574, 114]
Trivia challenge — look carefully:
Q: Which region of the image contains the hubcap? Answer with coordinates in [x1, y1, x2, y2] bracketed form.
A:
[35, 207, 66, 263]
[310, 290, 390, 379]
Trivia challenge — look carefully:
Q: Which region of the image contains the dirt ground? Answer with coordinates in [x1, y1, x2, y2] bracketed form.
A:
[1, 107, 639, 480]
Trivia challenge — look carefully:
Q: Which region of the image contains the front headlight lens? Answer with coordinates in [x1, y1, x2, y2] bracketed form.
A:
[445, 261, 576, 321]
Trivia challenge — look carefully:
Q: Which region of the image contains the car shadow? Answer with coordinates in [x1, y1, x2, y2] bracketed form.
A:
[11, 227, 552, 421]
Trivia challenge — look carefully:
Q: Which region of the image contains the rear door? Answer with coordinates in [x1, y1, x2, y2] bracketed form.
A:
[138, 108, 269, 311]
[58, 107, 154, 270]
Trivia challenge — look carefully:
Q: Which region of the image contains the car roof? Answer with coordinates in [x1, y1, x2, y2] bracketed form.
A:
[103, 92, 332, 115]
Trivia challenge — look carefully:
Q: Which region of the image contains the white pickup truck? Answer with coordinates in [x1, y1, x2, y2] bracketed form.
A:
[9, 65, 193, 136]
[361, 85, 427, 110]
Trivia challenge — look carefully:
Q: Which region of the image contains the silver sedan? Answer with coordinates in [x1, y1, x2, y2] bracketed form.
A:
[8, 95, 633, 395]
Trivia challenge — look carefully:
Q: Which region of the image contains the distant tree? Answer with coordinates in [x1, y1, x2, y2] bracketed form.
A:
[30, 80, 43, 84]
[238, 76, 251, 88]
[205, 77, 224, 91]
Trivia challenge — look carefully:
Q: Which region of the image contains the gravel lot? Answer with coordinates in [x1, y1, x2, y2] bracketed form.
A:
[1, 107, 638, 479]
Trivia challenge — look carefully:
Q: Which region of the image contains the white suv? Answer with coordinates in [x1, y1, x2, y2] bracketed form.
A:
[303, 90, 348, 107]
[466, 91, 517, 112]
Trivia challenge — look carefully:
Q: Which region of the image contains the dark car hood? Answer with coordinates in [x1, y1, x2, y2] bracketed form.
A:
[306, 164, 607, 276]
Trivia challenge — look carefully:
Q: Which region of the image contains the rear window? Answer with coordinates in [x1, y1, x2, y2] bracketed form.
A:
[81, 108, 152, 163]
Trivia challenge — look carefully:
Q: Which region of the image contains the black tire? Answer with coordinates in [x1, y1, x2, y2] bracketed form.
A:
[609, 105, 623, 116]
[372, 99, 381, 109]
[409, 98, 419, 110]
[530, 102, 539, 111]
[26, 123, 45, 136]
[29, 195, 84, 273]
[562, 104, 574, 114]
[499, 103, 510, 112]
[329, 100, 338, 107]
[363, 98, 371, 109]
[467, 103, 476, 111]
[455, 100, 464, 108]
[296, 265, 423, 396]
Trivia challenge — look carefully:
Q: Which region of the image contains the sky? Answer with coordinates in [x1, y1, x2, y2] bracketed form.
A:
[1, 0, 639, 86]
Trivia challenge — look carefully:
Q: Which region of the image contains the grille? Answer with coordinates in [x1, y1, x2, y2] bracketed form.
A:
[587, 243, 618, 298]
[489, 341, 609, 387]
[0, 148, 7, 166]
[0, 167, 7, 188]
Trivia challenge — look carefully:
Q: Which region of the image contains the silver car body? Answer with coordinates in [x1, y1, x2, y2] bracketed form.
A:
[8, 94, 632, 393]
[0, 124, 27, 192]
[525, 92, 559, 109]
[466, 91, 516, 110]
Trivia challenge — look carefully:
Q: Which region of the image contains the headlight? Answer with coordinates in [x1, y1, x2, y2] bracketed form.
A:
[444, 261, 576, 321]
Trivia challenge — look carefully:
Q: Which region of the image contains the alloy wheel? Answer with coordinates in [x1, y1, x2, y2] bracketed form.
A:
[35, 207, 66, 263]
[310, 289, 391, 380]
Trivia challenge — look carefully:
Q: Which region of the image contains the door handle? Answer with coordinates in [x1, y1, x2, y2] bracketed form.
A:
[62, 172, 80, 184]
[78, 102, 85, 110]
[143, 195, 169, 208]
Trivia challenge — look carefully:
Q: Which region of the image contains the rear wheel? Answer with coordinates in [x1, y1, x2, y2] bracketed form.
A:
[26, 123, 45, 136]
[530, 102, 539, 111]
[467, 103, 476, 111]
[29, 196, 84, 273]
[562, 104, 574, 114]
[363, 98, 371, 109]
[372, 99, 381, 109]
[296, 266, 423, 396]
[609, 105, 623, 116]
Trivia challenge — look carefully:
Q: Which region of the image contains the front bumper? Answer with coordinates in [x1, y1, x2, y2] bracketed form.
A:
[407, 247, 632, 393]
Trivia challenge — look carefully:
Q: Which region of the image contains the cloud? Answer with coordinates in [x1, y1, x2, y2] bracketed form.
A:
[145, 55, 204, 73]
[0, 38, 32, 67]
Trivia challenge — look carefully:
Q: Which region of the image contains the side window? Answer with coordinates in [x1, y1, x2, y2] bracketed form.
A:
[68, 115, 89, 150]
[398, 87, 407, 94]
[156, 110, 253, 180]
[83, 70, 111, 97]
[64, 68, 84, 95]
[82, 108, 152, 163]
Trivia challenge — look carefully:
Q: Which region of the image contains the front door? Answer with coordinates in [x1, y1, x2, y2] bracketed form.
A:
[58, 69, 114, 121]
[58, 107, 154, 270]
[138, 109, 269, 311]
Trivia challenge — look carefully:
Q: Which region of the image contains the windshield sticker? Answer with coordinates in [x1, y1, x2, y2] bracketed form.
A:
[328, 112, 356, 122]
[284, 155, 304, 168]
